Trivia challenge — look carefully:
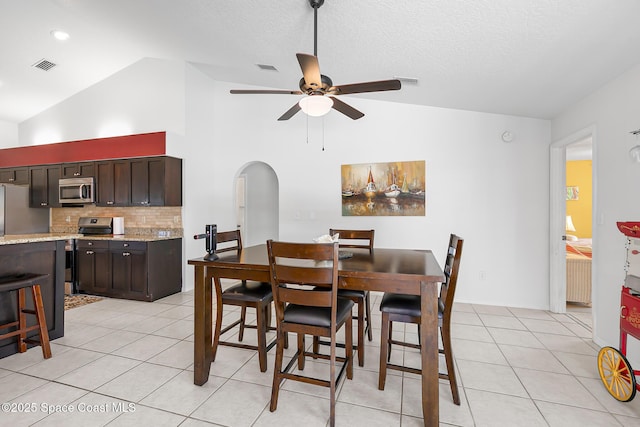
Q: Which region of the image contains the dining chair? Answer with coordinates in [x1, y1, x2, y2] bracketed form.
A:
[212, 230, 276, 372]
[313, 228, 374, 367]
[377, 233, 464, 405]
[267, 240, 354, 427]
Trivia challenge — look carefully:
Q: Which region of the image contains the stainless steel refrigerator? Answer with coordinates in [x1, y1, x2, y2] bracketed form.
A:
[0, 184, 49, 236]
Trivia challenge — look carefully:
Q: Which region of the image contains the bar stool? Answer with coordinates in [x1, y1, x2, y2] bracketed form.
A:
[0, 273, 52, 359]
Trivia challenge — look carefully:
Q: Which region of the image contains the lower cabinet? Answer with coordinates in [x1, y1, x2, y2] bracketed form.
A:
[77, 238, 182, 301]
[77, 240, 111, 295]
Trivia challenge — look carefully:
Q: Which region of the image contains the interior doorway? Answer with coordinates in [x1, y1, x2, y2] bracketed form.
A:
[549, 126, 595, 320]
[234, 162, 279, 246]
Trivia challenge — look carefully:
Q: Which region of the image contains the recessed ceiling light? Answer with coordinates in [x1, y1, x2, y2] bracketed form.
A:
[50, 30, 70, 41]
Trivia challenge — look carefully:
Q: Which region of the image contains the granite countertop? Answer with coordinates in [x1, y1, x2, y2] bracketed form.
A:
[0, 233, 180, 245]
[0, 233, 82, 245]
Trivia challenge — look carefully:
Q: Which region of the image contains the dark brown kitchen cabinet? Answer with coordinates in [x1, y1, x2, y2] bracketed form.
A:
[130, 156, 182, 206]
[76, 240, 111, 295]
[110, 240, 147, 299]
[0, 167, 29, 185]
[95, 159, 131, 206]
[77, 238, 182, 301]
[29, 165, 61, 207]
[61, 162, 95, 178]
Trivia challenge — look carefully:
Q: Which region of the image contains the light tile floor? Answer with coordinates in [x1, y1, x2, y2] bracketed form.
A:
[1, 293, 639, 426]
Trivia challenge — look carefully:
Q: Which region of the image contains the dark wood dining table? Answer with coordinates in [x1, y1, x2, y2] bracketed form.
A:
[188, 244, 445, 427]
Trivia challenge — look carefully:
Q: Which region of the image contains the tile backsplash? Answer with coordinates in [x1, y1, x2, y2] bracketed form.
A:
[50, 206, 183, 237]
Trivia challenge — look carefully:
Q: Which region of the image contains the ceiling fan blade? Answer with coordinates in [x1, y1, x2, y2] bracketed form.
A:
[296, 53, 322, 89]
[277, 102, 302, 121]
[329, 79, 401, 95]
[230, 89, 303, 95]
[330, 97, 364, 120]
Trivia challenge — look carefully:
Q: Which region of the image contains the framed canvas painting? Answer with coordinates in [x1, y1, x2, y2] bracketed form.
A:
[341, 160, 425, 216]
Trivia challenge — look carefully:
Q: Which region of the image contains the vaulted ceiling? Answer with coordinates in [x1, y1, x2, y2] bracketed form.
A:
[2, 0, 640, 124]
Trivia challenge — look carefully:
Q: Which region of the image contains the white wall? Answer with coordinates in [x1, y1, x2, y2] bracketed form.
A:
[182, 66, 551, 308]
[553, 63, 640, 357]
[19, 58, 186, 145]
[19, 59, 553, 311]
[0, 119, 18, 148]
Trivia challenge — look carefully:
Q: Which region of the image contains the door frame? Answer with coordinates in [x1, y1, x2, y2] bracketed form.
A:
[549, 125, 596, 313]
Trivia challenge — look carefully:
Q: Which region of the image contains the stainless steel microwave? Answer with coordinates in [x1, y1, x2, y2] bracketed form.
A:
[58, 177, 94, 204]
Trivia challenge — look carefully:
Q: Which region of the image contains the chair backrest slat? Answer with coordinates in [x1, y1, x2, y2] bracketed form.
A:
[279, 286, 332, 307]
[440, 234, 463, 318]
[329, 228, 374, 253]
[274, 264, 335, 287]
[267, 240, 340, 315]
[215, 230, 242, 254]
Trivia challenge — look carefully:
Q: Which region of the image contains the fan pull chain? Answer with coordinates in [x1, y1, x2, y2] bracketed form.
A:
[306, 113, 309, 144]
[322, 116, 325, 151]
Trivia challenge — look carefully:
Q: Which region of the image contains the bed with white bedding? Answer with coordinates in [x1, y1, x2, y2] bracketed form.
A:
[566, 238, 592, 305]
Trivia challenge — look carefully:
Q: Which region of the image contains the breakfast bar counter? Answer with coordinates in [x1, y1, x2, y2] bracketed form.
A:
[0, 232, 81, 245]
[0, 234, 74, 358]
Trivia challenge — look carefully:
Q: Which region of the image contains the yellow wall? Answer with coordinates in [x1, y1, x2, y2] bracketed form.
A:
[566, 160, 592, 238]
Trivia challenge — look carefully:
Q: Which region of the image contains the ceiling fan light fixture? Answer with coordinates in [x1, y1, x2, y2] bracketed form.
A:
[299, 95, 333, 117]
[50, 29, 70, 41]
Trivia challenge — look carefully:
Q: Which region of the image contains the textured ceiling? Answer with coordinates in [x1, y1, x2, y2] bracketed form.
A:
[1, 0, 640, 124]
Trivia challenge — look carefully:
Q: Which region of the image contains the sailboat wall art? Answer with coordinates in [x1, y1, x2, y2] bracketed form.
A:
[341, 160, 426, 216]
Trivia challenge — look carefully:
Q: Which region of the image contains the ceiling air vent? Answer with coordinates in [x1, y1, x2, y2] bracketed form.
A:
[256, 63, 278, 71]
[32, 59, 57, 71]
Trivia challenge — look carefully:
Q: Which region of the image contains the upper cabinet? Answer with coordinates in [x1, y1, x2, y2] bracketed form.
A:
[61, 162, 95, 179]
[8, 154, 181, 208]
[130, 156, 182, 206]
[0, 167, 29, 185]
[29, 165, 61, 208]
[95, 159, 131, 207]
[97, 156, 181, 207]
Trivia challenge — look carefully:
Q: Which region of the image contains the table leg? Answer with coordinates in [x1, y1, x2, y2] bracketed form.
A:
[420, 280, 439, 427]
[194, 265, 213, 385]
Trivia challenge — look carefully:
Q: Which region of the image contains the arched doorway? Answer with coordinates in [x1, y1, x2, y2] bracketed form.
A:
[235, 162, 279, 246]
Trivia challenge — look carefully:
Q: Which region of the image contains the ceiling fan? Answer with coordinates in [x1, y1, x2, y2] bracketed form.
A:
[230, 0, 401, 121]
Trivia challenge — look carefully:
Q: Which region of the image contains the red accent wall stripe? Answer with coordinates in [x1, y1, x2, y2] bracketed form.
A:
[0, 132, 166, 168]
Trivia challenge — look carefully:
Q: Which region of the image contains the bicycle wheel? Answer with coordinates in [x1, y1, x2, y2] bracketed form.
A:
[597, 346, 636, 402]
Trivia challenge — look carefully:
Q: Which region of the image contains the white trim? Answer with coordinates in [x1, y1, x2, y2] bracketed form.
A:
[549, 125, 596, 315]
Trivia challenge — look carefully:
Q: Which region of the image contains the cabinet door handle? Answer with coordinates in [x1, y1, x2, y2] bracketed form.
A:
[8, 178, 14, 182]
[122, 252, 131, 256]
[40, 202, 47, 206]
[86, 250, 94, 255]
[123, 243, 129, 247]
[107, 201, 114, 205]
